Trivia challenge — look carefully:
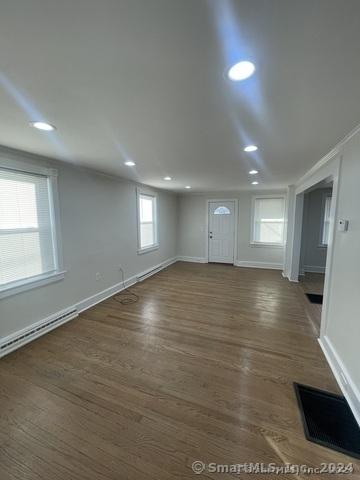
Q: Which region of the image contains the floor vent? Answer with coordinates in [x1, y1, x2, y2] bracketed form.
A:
[0, 309, 78, 356]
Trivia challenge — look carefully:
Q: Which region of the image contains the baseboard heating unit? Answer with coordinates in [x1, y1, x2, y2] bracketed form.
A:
[0, 308, 78, 358]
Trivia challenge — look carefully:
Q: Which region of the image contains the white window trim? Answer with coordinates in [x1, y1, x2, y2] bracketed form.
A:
[136, 187, 159, 254]
[319, 192, 332, 248]
[0, 157, 65, 299]
[250, 194, 286, 247]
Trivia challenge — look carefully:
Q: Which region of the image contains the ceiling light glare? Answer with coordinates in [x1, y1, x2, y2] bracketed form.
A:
[244, 145, 258, 152]
[228, 61, 255, 81]
[30, 121, 56, 131]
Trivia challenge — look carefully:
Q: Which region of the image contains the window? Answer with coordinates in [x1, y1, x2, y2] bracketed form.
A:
[251, 196, 285, 246]
[214, 206, 231, 215]
[320, 194, 332, 246]
[0, 162, 63, 298]
[137, 190, 158, 253]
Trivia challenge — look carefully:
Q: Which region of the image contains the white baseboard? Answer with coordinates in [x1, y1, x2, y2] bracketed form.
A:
[0, 256, 177, 358]
[235, 260, 283, 270]
[177, 256, 207, 263]
[319, 335, 360, 427]
[77, 256, 177, 312]
[303, 265, 326, 274]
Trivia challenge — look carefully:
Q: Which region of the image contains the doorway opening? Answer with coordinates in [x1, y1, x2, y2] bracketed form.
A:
[298, 179, 333, 334]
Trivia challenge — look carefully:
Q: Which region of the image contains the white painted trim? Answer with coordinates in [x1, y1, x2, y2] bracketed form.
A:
[136, 187, 159, 254]
[0, 307, 78, 359]
[295, 121, 360, 189]
[77, 256, 177, 312]
[235, 260, 283, 270]
[319, 336, 360, 427]
[0, 156, 64, 297]
[137, 244, 159, 255]
[0, 270, 66, 300]
[303, 265, 326, 274]
[0, 257, 177, 358]
[250, 194, 287, 247]
[0, 155, 57, 177]
[289, 156, 341, 337]
[206, 199, 238, 264]
[177, 256, 207, 263]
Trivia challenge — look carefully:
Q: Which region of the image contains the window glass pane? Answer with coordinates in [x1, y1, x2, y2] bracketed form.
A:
[0, 168, 56, 287]
[253, 197, 285, 244]
[257, 221, 284, 244]
[140, 223, 154, 248]
[0, 232, 43, 285]
[0, 177, 38, 229]
[214, 206, 231, 215]
[140, 196, 153, 222]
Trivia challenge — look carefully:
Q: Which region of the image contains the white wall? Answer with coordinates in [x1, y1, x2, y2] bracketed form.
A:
[178, 191, 286, 268]
[286, 125, 360, 423]
[0, 147, 178, 339]
[300, 187, 332, 273]
[325, 131, 360, 398]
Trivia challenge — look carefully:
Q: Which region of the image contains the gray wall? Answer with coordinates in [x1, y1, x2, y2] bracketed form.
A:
[300, 187, 332, 273]
[178, 191, 286, 267]
[0, 148, 178, 338]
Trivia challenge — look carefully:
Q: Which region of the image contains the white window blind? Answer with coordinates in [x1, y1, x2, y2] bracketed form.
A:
[139, 193, 157, 250]
[321, 195, 332, 246]
[252, 197, 285, 245]
[0, 168, 57, 287]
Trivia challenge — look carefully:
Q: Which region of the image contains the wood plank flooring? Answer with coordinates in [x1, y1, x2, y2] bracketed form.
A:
[299, 273, 325, 334]
[1, 262, 359, 479]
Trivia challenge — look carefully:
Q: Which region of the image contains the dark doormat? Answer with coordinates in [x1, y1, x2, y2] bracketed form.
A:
[306, 293, 323, 304]
[294, 383, 360, 459]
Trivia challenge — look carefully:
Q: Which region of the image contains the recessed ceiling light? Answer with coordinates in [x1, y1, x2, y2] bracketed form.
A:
[185, 185, 191, 189]
[30, 121, 56, 131]
[227, 61, 255, 81]
[251, 181, 259, 185]
[249, 169, 258, 175]
[164, 176, 172, 181]
[244, 145, 258, 152]
[125, 161, 136, 166]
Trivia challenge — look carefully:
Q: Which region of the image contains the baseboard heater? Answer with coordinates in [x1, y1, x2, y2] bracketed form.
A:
[137, 264, 164, 282]
[0, 308, 78, 358]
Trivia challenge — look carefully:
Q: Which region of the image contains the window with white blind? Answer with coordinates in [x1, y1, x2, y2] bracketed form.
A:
[137, 189, 158, 253]
[251, 196, 286, 246]
[0, 162, 63, 298]
[320, 194, 332, 246]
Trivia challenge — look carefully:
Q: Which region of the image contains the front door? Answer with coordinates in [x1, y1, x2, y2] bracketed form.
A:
[208, 201, 236, 264]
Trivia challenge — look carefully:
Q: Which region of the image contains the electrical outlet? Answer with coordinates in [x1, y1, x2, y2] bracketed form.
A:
[95, 272, 102, 281]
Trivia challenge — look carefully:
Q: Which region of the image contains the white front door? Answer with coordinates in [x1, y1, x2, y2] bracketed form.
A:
[208, 201, 236, 264]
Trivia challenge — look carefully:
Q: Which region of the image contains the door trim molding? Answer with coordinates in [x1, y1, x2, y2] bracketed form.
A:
[205, 199, 238, 265]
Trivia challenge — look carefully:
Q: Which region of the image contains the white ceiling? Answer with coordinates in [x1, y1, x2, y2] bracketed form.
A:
[1, 0, 360, 192]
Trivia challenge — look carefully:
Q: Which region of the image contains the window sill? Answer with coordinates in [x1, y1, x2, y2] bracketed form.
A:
[0, 270, 66, 300]
[137, 244, 159, 255]
[250, 242, 285, 249]
[318, 244, 328, 249]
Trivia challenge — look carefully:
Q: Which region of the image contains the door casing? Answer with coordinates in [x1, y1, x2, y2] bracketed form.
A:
[205, 199, 238, 265]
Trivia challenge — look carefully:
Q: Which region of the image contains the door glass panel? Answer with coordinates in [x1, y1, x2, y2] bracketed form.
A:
[214, 206, 230, 215]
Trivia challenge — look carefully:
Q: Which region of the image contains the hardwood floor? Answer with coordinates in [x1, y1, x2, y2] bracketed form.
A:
[299, 273, 325, 334]
[1, 262, 358, 479]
